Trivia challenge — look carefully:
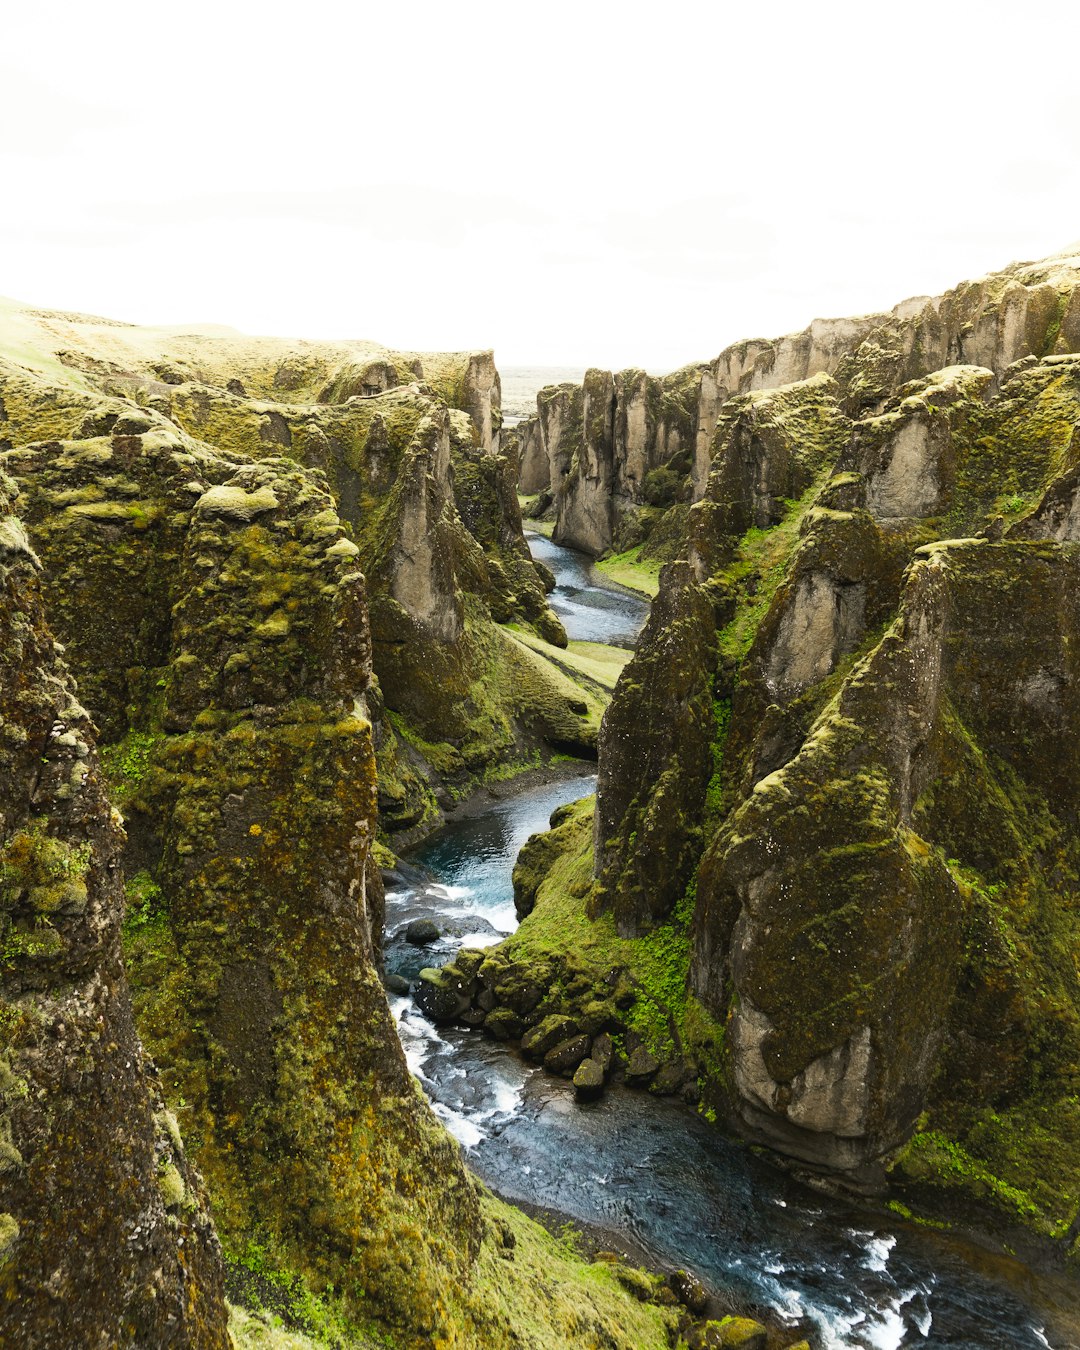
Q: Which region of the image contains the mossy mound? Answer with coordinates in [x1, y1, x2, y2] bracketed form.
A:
[424, 795, 723, 1105]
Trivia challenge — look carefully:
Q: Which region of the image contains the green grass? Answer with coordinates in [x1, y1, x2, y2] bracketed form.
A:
[505, 626, 632, 692]
[464, 1192, 678, 1349]
[500, 629, 610, 733]
[596, 546, 661, 597]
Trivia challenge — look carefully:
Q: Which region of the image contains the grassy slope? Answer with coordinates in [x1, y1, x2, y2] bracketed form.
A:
[595, 546, 662, 597]
[226, 1190, 681, 1350]
[506, 627, 632, 692]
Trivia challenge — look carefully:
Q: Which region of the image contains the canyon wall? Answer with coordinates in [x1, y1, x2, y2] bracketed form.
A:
[520, 251, 1080, 562]
[511, 249, 1080, 1252]
[0, 471, 230, 1348]
[0, 302, 681, 1348]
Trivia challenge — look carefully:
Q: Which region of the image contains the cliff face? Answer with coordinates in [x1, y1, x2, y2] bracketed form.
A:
[0, 304, 580, 844]
[522, 250, 1080, 562]
[0, 395, 486, 1338]
[0, 301, 688, 1347]
[511, 252, 1080, 1251]
[519, 364, 700, 555]
[0, 474, 229, 1348]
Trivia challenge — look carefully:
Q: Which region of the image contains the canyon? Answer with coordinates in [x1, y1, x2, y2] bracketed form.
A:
[2, 247, 1079, 1348]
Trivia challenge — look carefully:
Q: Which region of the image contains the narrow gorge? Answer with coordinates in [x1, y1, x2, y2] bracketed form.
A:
[1, 247, 1079, 1350]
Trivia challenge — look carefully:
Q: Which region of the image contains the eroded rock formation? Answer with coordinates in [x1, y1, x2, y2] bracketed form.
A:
[515, 250, 1080, 1252]
[0, 300, 689, 1348]
[0, 473, 229, 1348]
[521, 249, 1080, 565]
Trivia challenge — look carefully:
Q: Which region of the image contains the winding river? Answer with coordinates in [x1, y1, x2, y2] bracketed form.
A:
[384, 535, 1078, 1350]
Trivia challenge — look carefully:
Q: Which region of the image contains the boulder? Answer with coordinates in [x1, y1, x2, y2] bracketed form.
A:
[415, 967, 472, 1024]
[625, 1045, 661, 1083]
[669, 1269, 709, 1315]
[405, 917, 440, 946]
[520, 1014, 581, 1060]
[543, 1035, 592, 1075]
[573, 1058, 606, 1100]
[591, 1032, 616, 1073]
[484, 1008, 525, 1041]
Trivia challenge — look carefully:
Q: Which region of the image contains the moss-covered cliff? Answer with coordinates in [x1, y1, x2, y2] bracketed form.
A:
[521, 248, 1080, 568]
[0, 472, 230, 1347]
[0, 299, 695, 1348]
[0, 300, 581, 843]
[500, 254, 1080, 1262]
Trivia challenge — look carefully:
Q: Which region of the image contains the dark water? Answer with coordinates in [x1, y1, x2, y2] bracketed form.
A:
[385, 538, 1078, 1350]
[526, 530, 649, 647]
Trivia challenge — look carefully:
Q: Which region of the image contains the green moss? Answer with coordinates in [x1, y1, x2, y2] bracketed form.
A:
[101, 729, 163, 802]
[891, 1130, 1043, 1224]
[0, 821, 92, 916]
[0, 1213, 19, 1268]
[123, 870, 164, 933]
[714, 473, 831, 664]
[502, 799, 701, 1065]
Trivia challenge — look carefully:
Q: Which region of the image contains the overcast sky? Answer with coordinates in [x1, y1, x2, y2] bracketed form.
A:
[3, 1, 1078, 372]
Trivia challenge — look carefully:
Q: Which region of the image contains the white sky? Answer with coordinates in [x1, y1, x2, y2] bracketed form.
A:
[3, 0, 1079, 372]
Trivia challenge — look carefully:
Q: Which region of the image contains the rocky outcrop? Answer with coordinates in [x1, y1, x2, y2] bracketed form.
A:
[519, 271, 1080, 1247]
[521, 249, 1080, 562]
[0, 411, 487, 1338]
[0, 474, 229, 1348]
[522, 366, 700, 556]
[0, 304, 575, 842]
[554, 369, 616, 556]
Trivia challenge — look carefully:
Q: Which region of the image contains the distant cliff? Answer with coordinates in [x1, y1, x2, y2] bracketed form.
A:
[517, 251, 1080, 562]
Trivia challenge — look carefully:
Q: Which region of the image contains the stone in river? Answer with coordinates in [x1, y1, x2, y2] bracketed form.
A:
[543, 1034, 592, 1075]
[404, 917, 440, 946]
[573, 1058, 605, 1100]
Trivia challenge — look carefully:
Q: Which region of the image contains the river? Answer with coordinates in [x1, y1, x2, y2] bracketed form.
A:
[383, 536, 1077, 1350]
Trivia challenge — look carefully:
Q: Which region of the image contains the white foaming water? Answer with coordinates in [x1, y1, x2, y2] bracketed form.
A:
[392, 997, 444, 1079]
[864, 1234, 897, 1273]
[863, 1303, 906, 1350]
[482, 900, 518, 933]
[432, 1103, 486, 1150]
[391, 997, 529, 1150]
[799, 1296, 911, 1350]
[456, 930, 504, 948]
[756, 1255, 909, 1350]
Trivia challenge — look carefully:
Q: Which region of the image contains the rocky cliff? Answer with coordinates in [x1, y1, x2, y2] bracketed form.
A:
[520, 250, 1080, 566]
[0, 300, 593, 843]
[503, 250, 1080, 1257]
[0, 471, 230, 1348]
[0, 299, 690, 1348]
